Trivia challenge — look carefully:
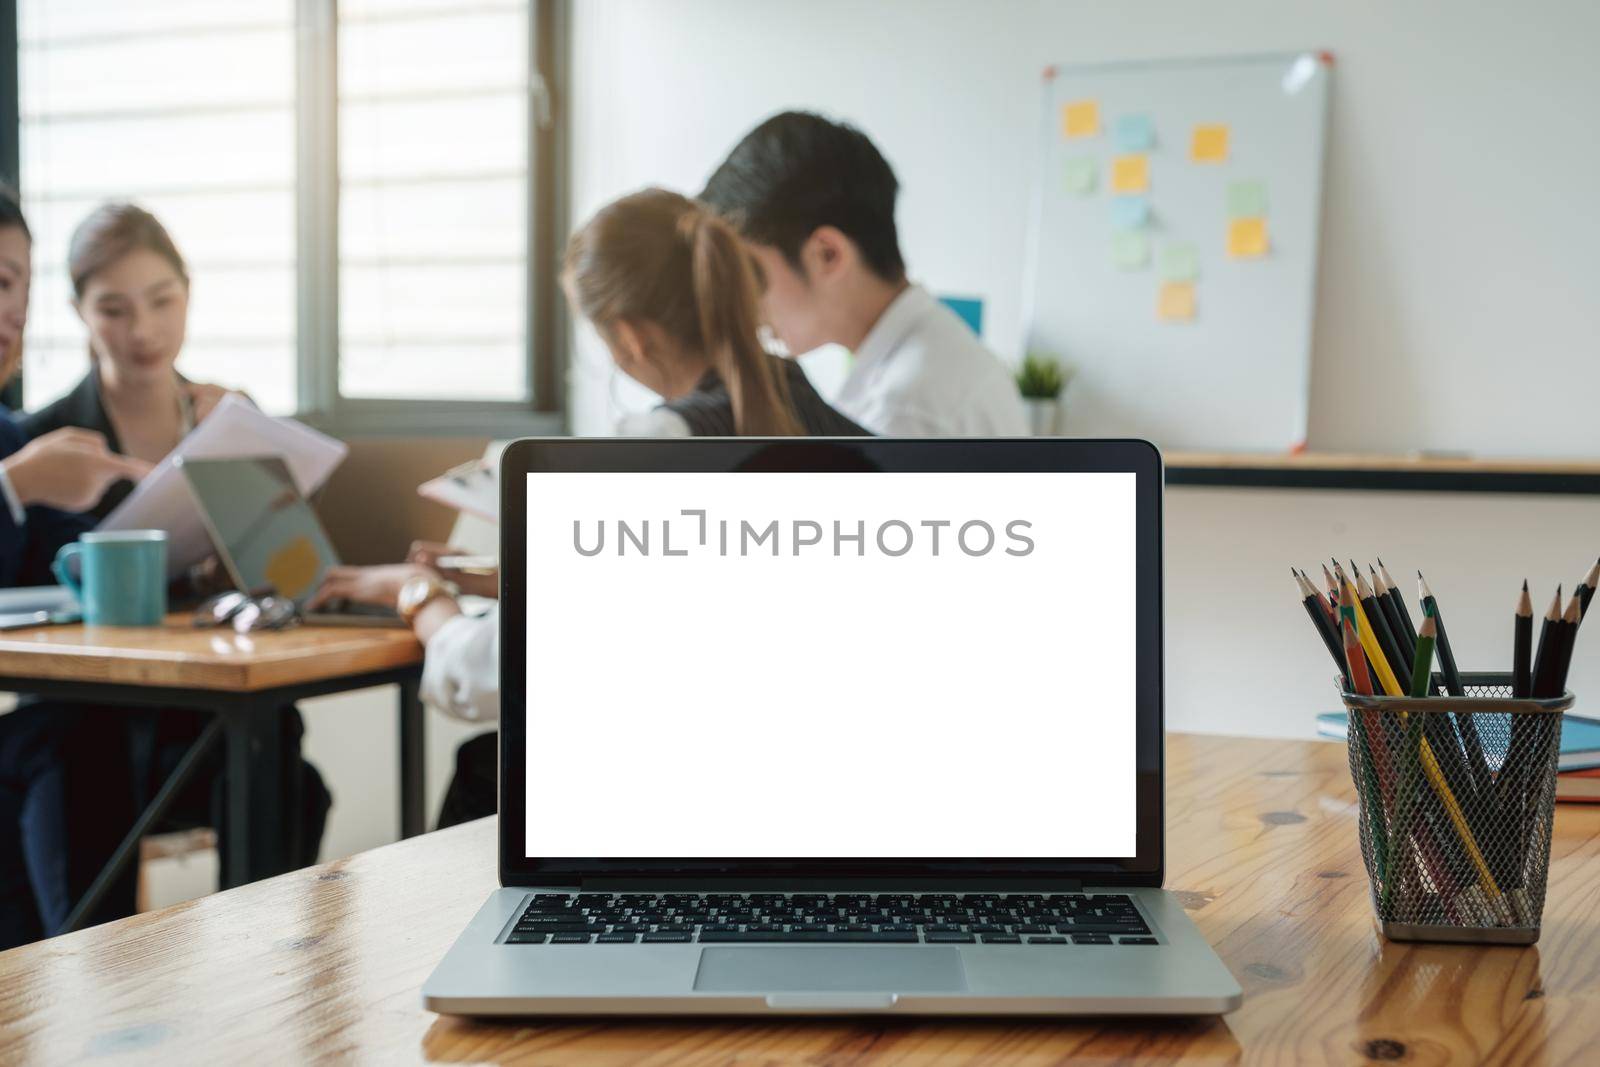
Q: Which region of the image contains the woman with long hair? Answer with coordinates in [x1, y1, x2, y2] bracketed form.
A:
[21, 202, 238, 518]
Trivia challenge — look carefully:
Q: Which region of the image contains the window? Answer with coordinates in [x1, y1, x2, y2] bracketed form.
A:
[338, 0, 530, 402]
[17, 0, 298, 413]
[10, 0, 562, 427]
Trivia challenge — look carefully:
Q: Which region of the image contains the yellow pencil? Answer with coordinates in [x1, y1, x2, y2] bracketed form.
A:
[1344, 577, 1403, 696]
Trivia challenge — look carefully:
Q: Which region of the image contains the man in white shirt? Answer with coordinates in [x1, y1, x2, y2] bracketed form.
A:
[701, 111, 1026, 437]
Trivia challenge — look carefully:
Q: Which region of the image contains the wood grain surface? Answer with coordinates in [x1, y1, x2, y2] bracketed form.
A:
[0, 615, 422, 691]
[3, 733, 1597, 1064]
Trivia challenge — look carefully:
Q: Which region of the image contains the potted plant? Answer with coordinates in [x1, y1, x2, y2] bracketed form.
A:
[1016, 353, 1069, 436]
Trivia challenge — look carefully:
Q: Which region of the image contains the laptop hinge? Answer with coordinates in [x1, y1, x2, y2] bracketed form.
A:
[573, 876, 1090, 893]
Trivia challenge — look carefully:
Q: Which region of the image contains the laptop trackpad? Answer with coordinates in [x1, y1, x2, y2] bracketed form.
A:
[693, 947, 967, 993]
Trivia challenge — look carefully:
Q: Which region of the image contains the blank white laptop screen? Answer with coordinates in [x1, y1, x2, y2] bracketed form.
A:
[524, 471, 1138, 859]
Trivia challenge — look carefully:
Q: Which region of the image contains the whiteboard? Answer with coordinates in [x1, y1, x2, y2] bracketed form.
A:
[1024, 52, 1331, 451]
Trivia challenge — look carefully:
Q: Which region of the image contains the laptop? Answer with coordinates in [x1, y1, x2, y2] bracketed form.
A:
[423, 438, 1241, 1015]
[176, 455, 402, 626]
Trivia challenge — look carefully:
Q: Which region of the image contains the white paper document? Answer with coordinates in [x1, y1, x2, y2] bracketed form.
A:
[98, 394, 347, 577]
[418, 458, 499, 522]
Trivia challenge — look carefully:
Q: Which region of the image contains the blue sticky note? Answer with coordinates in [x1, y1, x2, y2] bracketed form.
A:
[1111, 196, 1150, 229]
[1115, 114, 1155, 152]
[938, 295, 984, 337]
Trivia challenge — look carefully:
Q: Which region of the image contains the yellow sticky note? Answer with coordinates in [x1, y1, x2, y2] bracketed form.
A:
[1061, 100, 1100, 138]
[1191, 124, 1229, 162]
[1227, 217, 1269, 258]
[1157, 281, 1196, 322]
[1110, 154, 1149, 194]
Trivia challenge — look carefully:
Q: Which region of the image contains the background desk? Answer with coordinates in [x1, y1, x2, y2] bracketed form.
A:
[0, 618, 424, 897]
[3, 733, 1597, 1062]
[1166, 451, 1600, 495]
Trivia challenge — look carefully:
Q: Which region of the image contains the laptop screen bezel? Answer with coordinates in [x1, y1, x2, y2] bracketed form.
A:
[498, 438, 1164, 888]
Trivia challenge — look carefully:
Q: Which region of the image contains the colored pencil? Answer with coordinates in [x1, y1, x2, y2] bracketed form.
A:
[1513, 581, 1533, 699]
[1344, 616, 1373, 698]
[1339, 577, 1385, 693]
[1342, 617, 1390, 879]
[1321, 564, 1340, 612]
[1410, 613, 1437, 699]
[1402, 615, 1505, 912]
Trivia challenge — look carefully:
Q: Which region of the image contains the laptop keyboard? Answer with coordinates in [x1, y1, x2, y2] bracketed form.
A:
[504, 892, 1157, 945]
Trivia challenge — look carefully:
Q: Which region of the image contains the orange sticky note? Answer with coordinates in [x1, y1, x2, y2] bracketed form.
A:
[1061, 100, 1099, 138]
[1191, 124, 1229, 162]
[1157, 281, 1196, 322]
[1110, 154, 1148, 193]
[1227, 217, 1269, 258]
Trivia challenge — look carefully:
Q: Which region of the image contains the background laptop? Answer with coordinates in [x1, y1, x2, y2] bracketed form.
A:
[424, 438, 1241, 1015]
[178, 455, 401, 626]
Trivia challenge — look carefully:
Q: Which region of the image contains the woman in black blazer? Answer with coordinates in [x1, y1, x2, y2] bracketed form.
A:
[0, 201, 329, 947]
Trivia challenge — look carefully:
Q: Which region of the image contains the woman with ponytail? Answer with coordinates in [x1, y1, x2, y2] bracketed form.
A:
[563, 187, 867, 438]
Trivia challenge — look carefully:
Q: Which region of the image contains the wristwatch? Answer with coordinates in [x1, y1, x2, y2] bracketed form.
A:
[397, 574, 460, 624]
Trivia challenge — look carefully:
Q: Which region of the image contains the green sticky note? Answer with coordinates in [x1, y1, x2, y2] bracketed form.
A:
[1063, 157, 1096, 195]
[1227, 180, 1268, 218]
[1159, 242, 1199, 281]
[1112, 231, 1149, 270]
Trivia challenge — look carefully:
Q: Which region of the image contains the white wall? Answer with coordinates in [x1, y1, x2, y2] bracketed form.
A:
[568, 0, 1600, 456]
[562, 0, 1600, 743]
[1165, 488, 1600, 738]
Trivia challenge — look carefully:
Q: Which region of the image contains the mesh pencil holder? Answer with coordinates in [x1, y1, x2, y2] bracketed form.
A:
[1340, 671, 1573, 945]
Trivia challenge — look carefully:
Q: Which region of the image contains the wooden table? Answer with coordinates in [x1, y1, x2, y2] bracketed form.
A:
[0, 616, 424, 915]
[4, 733, 1597, 1063]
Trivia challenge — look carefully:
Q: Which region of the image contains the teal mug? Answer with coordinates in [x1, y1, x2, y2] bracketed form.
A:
[52, 530, 168, 626]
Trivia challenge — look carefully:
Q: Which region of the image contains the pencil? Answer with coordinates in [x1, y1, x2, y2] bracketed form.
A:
[1321, 564, 1340, 612]
[1405, 614, 1506, 913]
[1372, 564, 1417, 668]
[1510, 591, 1577, 895]
[1379, 558, 1420, 654]
[1530, 587, 1563, 698]
[1578, 557, 1600, 622]
[1339, 577, 1385, 693]
[1409, 613, 1437, 699]
[1513, 580, 1533, 699]
[1417, 570, 1493, 802]
[1295, 569, 1347, 684]
[1416, 572, 1464, 697]
[1300, 568, 1336, 624]
[1503, 587, 1561, 862]
[1356, 564, 1412, 693]
[1553, 593, 1582, 696]
[1342, 617, 1391, 880]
